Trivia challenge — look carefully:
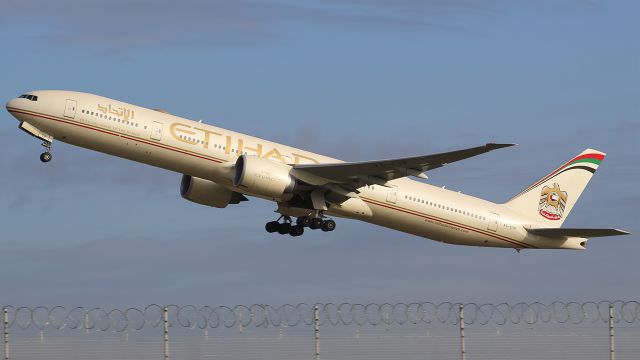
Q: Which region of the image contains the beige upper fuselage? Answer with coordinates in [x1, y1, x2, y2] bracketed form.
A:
[5, 90, 586, 250]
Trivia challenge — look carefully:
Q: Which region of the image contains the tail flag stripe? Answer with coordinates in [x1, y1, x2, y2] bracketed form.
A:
[515, 152, 604, 198]
[556, 165, 596, 176]
[567, 158, 601, 166]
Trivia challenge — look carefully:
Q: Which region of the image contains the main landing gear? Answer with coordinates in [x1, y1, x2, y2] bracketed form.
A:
[265, 214, 336, 237]
[39, 141, 53, 163]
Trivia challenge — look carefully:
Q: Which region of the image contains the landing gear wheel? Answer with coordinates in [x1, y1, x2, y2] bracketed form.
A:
[40, 152, 52, 163]
[321, 219, 336, 232]
[277, 223, 292, 235]
[265, 221, 280, 233]
[39, 141, 53, 163]
[296, 216, 312, 228]
[310, 217, 323, 230]
[289, 225, 304, 237]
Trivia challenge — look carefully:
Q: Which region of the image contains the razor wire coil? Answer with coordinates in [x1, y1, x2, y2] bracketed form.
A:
[2, 301, 639, 332]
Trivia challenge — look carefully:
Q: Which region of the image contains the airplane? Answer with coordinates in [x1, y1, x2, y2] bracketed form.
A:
[5, 90, 629, 250]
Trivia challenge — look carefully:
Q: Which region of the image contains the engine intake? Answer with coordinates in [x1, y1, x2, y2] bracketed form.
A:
[233, 155, 295, 199]
[181, 175, 247, 208]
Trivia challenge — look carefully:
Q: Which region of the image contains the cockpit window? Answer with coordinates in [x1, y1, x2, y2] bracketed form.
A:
[18, 94, 38, 101]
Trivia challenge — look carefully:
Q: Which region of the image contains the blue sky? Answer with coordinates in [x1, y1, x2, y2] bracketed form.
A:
[0, 0, 638, 306]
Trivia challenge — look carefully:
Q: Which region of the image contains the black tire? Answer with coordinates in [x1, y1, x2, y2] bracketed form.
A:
[290, 225, 304, 237]
[40, 152, 52, 163]
[296, 216, 312, 227]
[278, 223, 291, 235]
[322, 219, 336, 232]
[265, 221, 279, 233]
[310, 217, 323, 230]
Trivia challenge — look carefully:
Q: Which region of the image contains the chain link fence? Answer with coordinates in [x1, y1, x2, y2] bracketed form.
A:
[2, 301, 639, 359]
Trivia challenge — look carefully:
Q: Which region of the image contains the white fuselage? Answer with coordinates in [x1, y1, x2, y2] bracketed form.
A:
[6, 90, 586, 250]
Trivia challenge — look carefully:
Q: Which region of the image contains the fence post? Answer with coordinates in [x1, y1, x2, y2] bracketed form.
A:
[84, 311, 89, 334]
[314, 305, 320, 360]
[3, 307, 8, 360]
[609, 304, 615, 360]
[459, 304, 466, 360]
[236, 308, 244, 333]
[163, 306, 170, 360]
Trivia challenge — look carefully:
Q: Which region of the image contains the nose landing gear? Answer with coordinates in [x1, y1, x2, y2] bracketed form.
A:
[265, 213, 336, 237]
[39, 141, 53, 163]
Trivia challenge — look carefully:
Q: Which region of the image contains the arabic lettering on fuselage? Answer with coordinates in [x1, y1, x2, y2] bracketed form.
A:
[169, 122, 319, 164]
[97, 104, 135, 121]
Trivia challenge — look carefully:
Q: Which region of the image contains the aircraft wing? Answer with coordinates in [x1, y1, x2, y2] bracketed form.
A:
[293, 143, 515, 185]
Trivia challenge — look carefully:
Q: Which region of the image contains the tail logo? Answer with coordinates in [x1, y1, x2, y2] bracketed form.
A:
[538, 183, 567, 220]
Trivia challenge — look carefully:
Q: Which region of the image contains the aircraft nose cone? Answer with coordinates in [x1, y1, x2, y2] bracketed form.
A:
[5, 98, 21, 122]
[6, 98, 17, 111]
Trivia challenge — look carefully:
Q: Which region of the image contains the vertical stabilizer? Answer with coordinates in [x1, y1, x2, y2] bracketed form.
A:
[504, 149, 605, 227]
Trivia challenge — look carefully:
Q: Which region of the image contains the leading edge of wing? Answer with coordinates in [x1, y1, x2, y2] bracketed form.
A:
[292, 143, 516, 183]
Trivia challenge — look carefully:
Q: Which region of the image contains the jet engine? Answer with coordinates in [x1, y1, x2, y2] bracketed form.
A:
[180, 175, 247, 208]
[233, 155, 296, 199]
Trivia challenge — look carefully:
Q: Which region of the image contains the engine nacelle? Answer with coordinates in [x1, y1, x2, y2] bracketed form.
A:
[233, 155, 295, 199]
[180, 175, 247, 208]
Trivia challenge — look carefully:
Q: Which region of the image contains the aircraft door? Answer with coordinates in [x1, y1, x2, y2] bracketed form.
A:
[487, 212, 499, 232]
[386, 186, 398, 204]
[151, 121, 163, 141]
[63, 99, 77, 118]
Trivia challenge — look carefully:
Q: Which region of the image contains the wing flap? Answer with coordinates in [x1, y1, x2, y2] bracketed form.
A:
[527, 228, 630, 238]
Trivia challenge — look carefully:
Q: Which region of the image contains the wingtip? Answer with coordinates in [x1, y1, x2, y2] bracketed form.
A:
[487, 143, 518, 149]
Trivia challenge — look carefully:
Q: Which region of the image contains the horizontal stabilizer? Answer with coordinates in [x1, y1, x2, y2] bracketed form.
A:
[527, 228, 630, 238]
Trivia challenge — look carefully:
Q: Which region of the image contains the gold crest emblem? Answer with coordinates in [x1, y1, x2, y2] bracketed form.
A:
[538, 183, 567, 220]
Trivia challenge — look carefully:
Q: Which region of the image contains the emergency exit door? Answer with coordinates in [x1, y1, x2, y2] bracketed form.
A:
[386, 186, 398, 204]
[151, 121, 163, 141]
[487, 212, 499, 232]
[63, 99, 76, 118]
